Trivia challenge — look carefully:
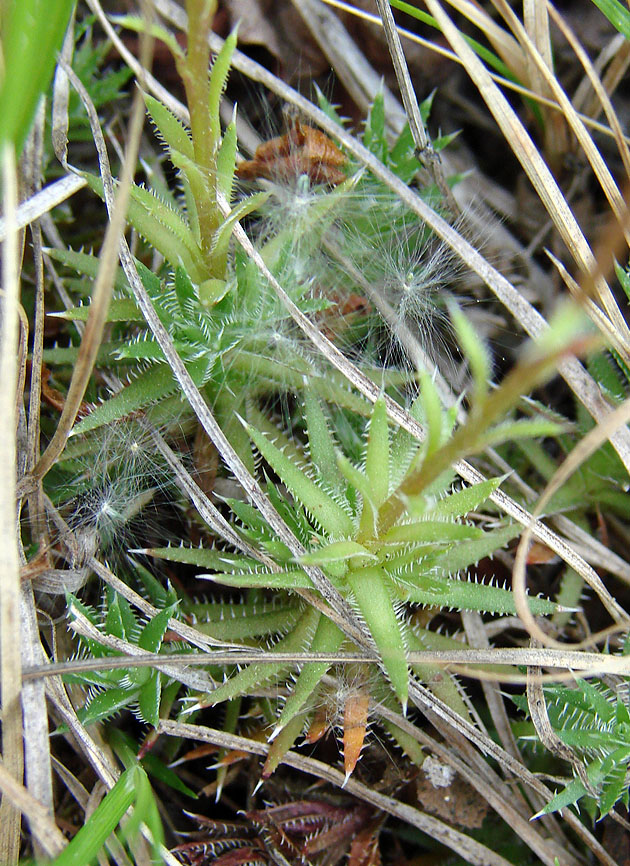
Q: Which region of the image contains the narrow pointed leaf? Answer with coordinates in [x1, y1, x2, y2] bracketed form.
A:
[246, 423, 354, 538]
[477, 419, 565, 449]
[345, 566, 408, 707]
[78, 686, 141, 727]
[430, 477, 504, 519]
[144, 91, 194, 159]
[137, 603, 177, 653]
[275, 614, 343, 731]
[426, 524, 521, 577]
[402, 574, 558, 615]
[263, 712, 307, 778]
[217, 112, 238, 200]
[298, 541, 375, 566]
[343, 690, 370, 779]
[383, 520, 483, 545]
[208, 29, 238, 148]
[72, 358, 208, 436]
[209, 192, 269, 274]
[365, 398, 389, 508]
[51, 766, 140, 866]
[138, 670, 161, 728]
[51, 298, 143, 323]
[201, 570, 316, 590]
[304, 391, 343, 496]
[199, 607, 319, 706]
[448, 300, 491, 409]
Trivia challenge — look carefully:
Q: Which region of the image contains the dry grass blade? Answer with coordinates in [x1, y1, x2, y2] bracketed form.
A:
[0, 760, 66, 859]
[492, 0, 630, 258]
[291, 0, 406, 131]
[157, 720, 515, 866]
[446, 0, 525, 76]
[424, 0, 630, 355]
[324, 0, 630, 150]
[0, 143, 24, 866]
[548, 0, 630, 181]
[523, 0, 553, 74]
[514, 395, 630, 648]
[20, 645, 630, 682]
[28, 49, 150, 486]
[374, 0, 459, 213]
[0, 175, 86, 241]
[20, 585, 55, 856]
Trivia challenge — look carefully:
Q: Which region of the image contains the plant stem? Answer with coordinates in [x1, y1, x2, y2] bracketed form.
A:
[182, 0, 219, 264]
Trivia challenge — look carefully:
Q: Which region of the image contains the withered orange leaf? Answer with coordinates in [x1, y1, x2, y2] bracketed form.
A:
[343, 690, 370, 779]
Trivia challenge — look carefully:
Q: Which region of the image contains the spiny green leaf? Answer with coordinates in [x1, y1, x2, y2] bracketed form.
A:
[144, 91, 194, 160]
[365, 398, 390, 509]
[599, 754, 628, 816]
[574, 678, 616, 724]
[208, 28, 238, 149]
[419, 369, 444, 459]
[429, 478, 504, 519]
[137, 602, 178, 654]
[401, 573, 558, 615]
[202, 570, 315, 590]
[195, 605, 302, 641]
[198, 607, 319, 706]
[78, 685, 141, 727]
[168, 146, 212, 227]
[209, 191, 269, 275]
[245, 422, 355, 539]
[298, 541, 376, 567]
[263, 712, 308, 778]
[71, 357, 209, 436]
[45, 247, 130, 293]
[274, 614, 343, 733]
[346, 566, 408, 708]
[363, 88, 386, 161]
[142, 545, 263, 573]
[304, 391, 344, 496]
[138, 670, 162, 728]
[426, 523, 521, 577]
[217, 111, 238, 201]
[337, 453, 372, 518]
[82, 172, 206, 281]
[537, 775, 588, 817]
[104, 593, 128, 641]
[128, 182, 205, 273]
[382, 520, 483, 546]
[50, 298, 143, 323]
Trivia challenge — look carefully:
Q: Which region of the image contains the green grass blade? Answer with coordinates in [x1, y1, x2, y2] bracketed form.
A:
[0, 0, 75, 154]
[50, 767, 142, 866]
